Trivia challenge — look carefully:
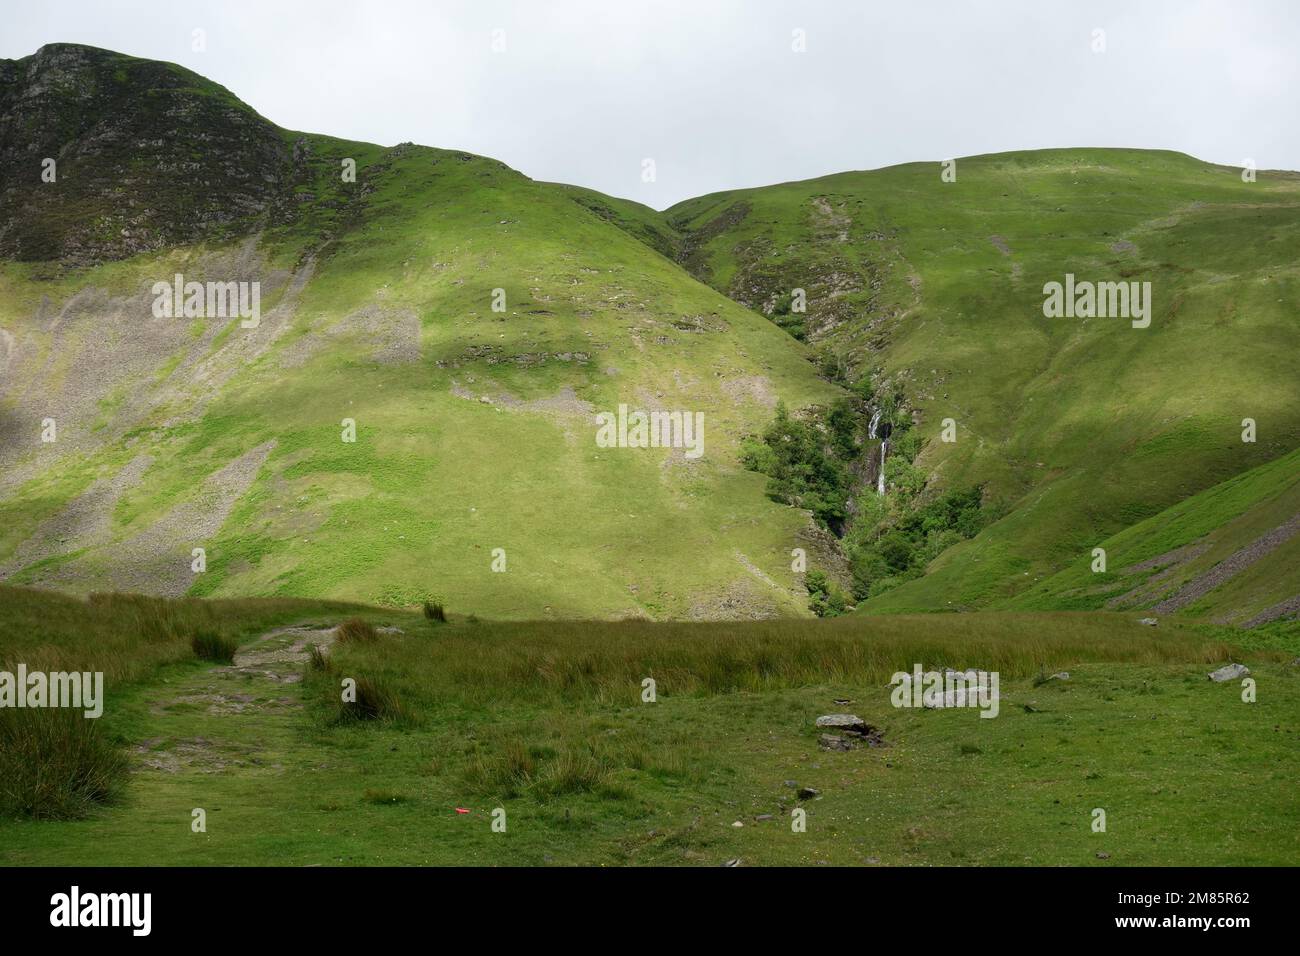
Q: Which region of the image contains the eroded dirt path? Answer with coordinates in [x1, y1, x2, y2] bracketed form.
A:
[132, 625, 337, 775]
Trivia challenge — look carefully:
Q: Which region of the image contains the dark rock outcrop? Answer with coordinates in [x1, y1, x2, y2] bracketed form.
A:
[0, 43, 304, 264]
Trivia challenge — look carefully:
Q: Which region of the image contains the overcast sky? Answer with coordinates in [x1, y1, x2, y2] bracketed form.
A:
[3, 0, 1296, 208]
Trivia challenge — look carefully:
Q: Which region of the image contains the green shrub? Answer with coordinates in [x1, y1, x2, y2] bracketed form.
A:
[805, 569, 849, 618]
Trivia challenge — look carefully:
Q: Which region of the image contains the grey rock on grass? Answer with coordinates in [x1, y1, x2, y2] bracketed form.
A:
[1208, 663, 1250, 682]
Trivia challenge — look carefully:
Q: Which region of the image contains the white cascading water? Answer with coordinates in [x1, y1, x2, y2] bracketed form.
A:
[870, 409, 887, 496]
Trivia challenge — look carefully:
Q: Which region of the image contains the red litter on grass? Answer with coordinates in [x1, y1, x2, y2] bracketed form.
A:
[455, 807, 471, 814]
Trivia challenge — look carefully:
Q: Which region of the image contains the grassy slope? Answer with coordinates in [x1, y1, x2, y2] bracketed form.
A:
[3, 586, 1297, 866]
[1013, 446, 1300, 625]
[0, 131, 839, 619]
[613, 149, 1300, 616]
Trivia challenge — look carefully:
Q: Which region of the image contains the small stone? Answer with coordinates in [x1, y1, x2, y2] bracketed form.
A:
[731, 820, 743, 828]
[1208, 663, 1250, 682]
[783, 780, 798, 788]
[1138, 617, 1158, 626]
[797, 787, 820, 801]
[819, 733, 854, 751]
[1096, 851, 1110, 860]
[754, 814, 774, 822]
[722, 858, 741, 867]
[816, 714, 870, 731]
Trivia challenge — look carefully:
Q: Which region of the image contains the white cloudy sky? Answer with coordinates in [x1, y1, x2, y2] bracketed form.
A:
[4, 0, 1296, 208]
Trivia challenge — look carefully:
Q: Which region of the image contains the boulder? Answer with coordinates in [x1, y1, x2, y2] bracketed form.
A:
[1208, 663, 1250, 682]
[816, 714, 869, 731]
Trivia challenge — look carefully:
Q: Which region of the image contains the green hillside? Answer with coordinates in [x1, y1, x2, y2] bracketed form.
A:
[2, 44, 1299, 870]
[588, 149, 1300, 619]
[2, 47, 1297, 629]
[1012, 446, 1300, 628]
[0, 46, 839, 620]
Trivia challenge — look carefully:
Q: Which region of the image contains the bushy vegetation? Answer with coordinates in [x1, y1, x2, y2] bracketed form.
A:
[847, 483, 990, 601]
[741, 399, 854, 531]
[804, 569, 849, 618]
[741, 390, 991, 608]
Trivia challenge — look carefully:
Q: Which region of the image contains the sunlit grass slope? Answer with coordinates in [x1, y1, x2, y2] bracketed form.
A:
[628, 149, 1300, 614]
[0, 120, 838, 619]
[1011, 447, 1300, 627]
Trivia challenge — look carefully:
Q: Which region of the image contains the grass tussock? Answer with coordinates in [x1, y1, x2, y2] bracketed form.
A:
[422, 601, 447, 623]
[307, 644, 329, 671]
[464, 738, 616, 800]
[190, 629, 238, 664]
[337, 617, 379, 644]
[0, 708, 128, 820]
[334, 675, 406, 723]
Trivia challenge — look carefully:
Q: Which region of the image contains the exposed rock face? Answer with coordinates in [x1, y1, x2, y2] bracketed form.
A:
[0, 43, 300, 264]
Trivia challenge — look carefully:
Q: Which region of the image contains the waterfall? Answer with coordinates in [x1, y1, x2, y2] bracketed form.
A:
[869, 408, 887, 495]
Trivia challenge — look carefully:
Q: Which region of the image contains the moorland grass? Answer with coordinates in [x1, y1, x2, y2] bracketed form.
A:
[337, 617, 379, 644]
[190, 629, 238, 663]
[0, 707, 128, 820]
[2, 588, 1295, 864]
[317, 611, 1242, 712]
[0, 585, 370, 818]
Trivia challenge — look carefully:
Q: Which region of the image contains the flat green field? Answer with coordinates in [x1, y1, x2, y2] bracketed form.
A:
[3, 586, 1296, 866]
